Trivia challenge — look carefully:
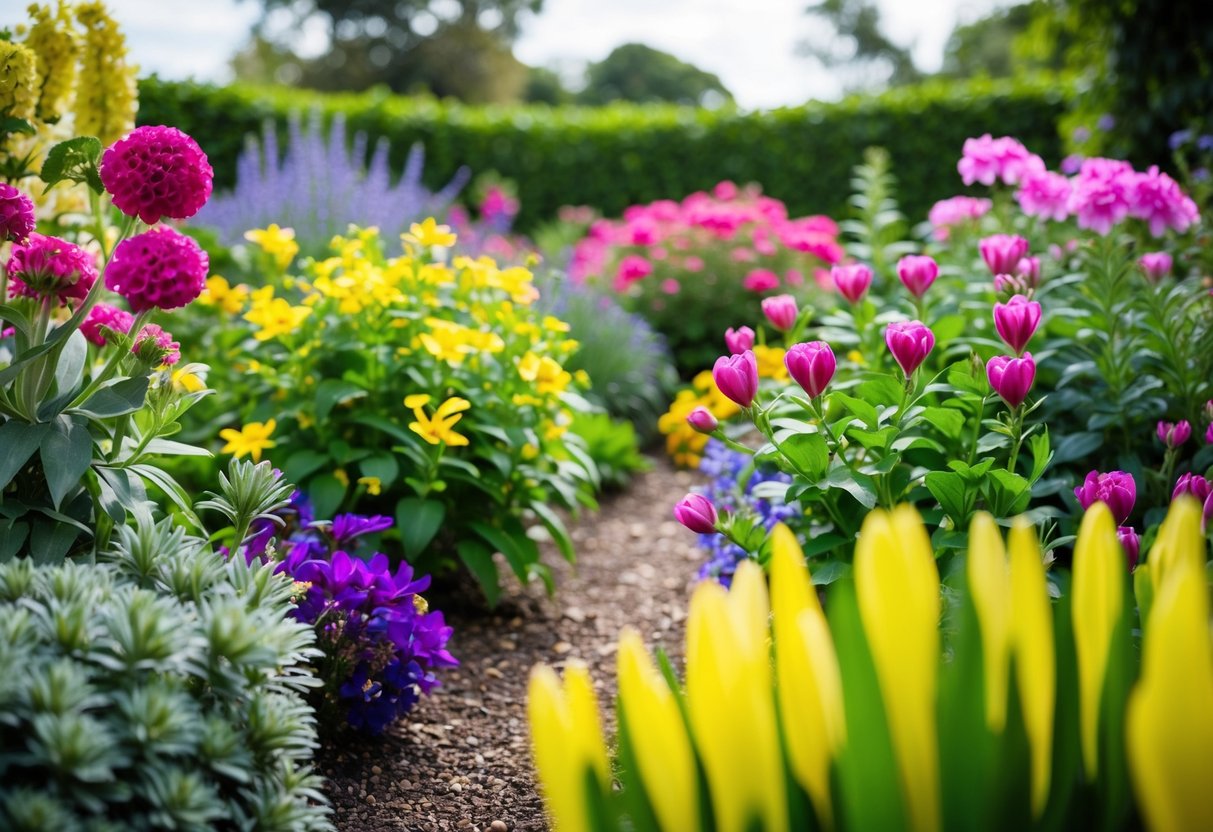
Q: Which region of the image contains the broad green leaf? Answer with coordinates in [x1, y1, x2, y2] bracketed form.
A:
[360, 453, 399, 486]
[39, 414, 92, 509]
[284, 449, 330, 483]
[1052, 431, 1103, 465]
[39, 136, 103, 193]
[308, 472, 346, 519]
[395, 497, 445, 560]
[0, 420, 51, 489]
[832, 392, 880, 430]
[314, 379, 367, 420]
[530, 500, 575, 563]
[76, 376, 149, 419]
[921, 406, 966, 440]
[925, 470, 971, 523]
[470, 519, 538, 582]
[455, 539, 500, 607]
[780, 431, 830, 480]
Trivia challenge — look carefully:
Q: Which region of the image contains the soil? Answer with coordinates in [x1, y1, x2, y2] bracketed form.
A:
[318, 459, 702, 832]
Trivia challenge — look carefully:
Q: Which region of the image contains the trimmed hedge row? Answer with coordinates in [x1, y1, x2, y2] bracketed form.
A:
[138, 77, 1068, 229]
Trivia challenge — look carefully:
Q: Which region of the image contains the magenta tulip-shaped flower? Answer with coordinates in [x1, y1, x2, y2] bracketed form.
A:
[1207, 423, 1213, 445]
[993, 294, 1041, 354]
[1156, 420, 1191, 448]
[986, 353, 1036, 408]
[1074, 470, 1136, 524]
[673, 493, 718, 534]
[885, 320, 935, 377]
[785, 341, 836, 398]
[1015, 256, 1041, 288]
[1172, 472, 1212, 504]
[831, 263, 872, 304]
[1138, 252, 1173, 284]
[993, 273, 1031, 296]
[712, 350, 759, 408]
[1117, 526, 1140, 571]
[761, 294, 798, 331]
[0, 183, 36, 243]
[724, 325, 755, 355]
[686, 406, 718, 434]
[979, 234, 1030, 276]
[896, 255, 939, 298]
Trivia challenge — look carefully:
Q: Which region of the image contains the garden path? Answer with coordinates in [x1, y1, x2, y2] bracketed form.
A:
[320, 459, 701, 832]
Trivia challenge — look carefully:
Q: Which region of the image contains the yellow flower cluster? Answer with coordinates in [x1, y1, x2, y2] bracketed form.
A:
[74, 1, 136, 146]
[242, 286, 312, 342]
[198, 275, 250, 315]
[418, 317, 504, 365]
[244, 224, 299, 272]
[25, 3, 79, 123]
[0, 41, 38, 123]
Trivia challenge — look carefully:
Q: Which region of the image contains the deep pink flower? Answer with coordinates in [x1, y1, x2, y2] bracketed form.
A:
[1157, 420, 1192, 448]
[928, 196, 991, 240]
[784, 341, 836, 398]
[1016, 256, 1041, 288]
[660, 278, 680, 295]
[831, 262, 872, 304]
[993, 295, 1041, 354]
[724, 325, 754, 355]
[131, 324, 180, 366]
[1117, 526, 1140, 571]
[979, 234, 1030, 276]
[1067, 157, 1136, 235]
[1138, 252, 1173, 283]
[712, 350, 759, 408]
[1074, 470, 1136, 524]
[1015, 169, 1073, 221]
[614, 254, 652, 290]
[885, 320, 935, 377]
[6, 233, 98, 304]
[1172, 472, 1212, 505]
[104, 226, 208, 312]
[674, 493, 718, 534]
[0, 183, 36, 243]
[993, 273, 1031, 296]
[761, 294, 798, 331]
[686, 406, 718, 434]
[80, 302, 134, 346]
[959, 135, 1041, 186]
[986, 353, 1036, 408]
[1207, 423, 1213, 445]
[100, 125, 213, 224]
[742, 268, 780, 292]
[897, 255, 939, 298]
[1129, 166, 1200, 237]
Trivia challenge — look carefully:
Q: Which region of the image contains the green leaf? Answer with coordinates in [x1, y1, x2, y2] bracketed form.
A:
[39, 136, 103, 193]
[820, 465, 877, 509]
[984, 469, 1032, 517]
[1052, 431, 1102, 465]
[780, 432, 830, 480]
[360, 453, 399, 486]
[470, 519, 539, 583]
[308, 473, 346, 519]
[0, 116, 36, 137]
[314, 379, 367, 420]
[283, 449, 329, 483]
[856, 374, 903, 407]
[395, 497, 445, 560]
[455, 539, 500, 607]
[921, 406, 966, 440]
[925, 470, 971, 523]
[1028, 429, 1053, 485]
[39, 414, 92, 509]
[832, 393, 879, 430]
[0, 420, 51, 489]
[129, 463, 203, 530]
[75, 376, 149, 419]
[530, 500, 575, 563]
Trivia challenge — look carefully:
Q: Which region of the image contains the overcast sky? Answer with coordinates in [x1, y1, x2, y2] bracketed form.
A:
[101, 0, 1005, 109]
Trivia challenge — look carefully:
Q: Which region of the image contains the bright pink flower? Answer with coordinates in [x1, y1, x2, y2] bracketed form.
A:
[928, 196, 991, 240]
[731, 247, 756, 263]
[714, 180, 738, 201]
[712, 350, 759, 408]
[1138, 252, 1173, 283]
[686, 406, 718, 434]
[104, 226, 208, 312]
[1015, 169, 1073, 221]
[896, 255, 938, 298]
[1172, 472, 1212, 505]
[986, 353, 1036, 408]
[660, 278, 680, 295]
[742, 268, 780, 293]
[1074, 470, 1136, 524]
[958, 135, 1042, 186]
[993, 294, 1041, 354]
[1129, 165, 1200, 237]
[674, 493, 718, 534]
[1016, 256, 1041, 288]
[724, 326, 754, 354]
[479, 185, 519, 225]
[1117, 526, 1140, 571]
[683, 255, 704, 272]
[1207, 423, 1213, 445]
[80, 302, 134, 346]
[885, 320, 935, 377]
[131, 324, 181, 366]
[785, 268, 805, 286]
[0, 183, 36, 243]
[100, 125, 213, 224]
[6, 233, 98, 304]
[1067, 157, 1136, 235]
[979, 234, 1030, 276]
[1157, 420, 1191, 448]
[614, 254, 652, 290]
[784, 341, 836, 398]
[831, 262, 872, 304]
[761, 294, 798, 331]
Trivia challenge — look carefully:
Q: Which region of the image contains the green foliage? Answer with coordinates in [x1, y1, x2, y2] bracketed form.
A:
[801, 0, 922, 90]
[136, 76, 1069, 233]
[568, 412, 651, 491]
[0, 525, 331, 831]
[577, 43, 733, 106]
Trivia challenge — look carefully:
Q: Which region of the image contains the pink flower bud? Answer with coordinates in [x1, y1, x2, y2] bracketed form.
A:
[131, 324, 181, 366]
[1138, 251, 1173, 284]
[1206, 423, 1213, 445]
[979, 234, 1030, 276]
[1117, 526, 1140, 571]
[1015, 256, 1041, 288]
[712, 350, 759, 408]
[831, 263, 872, 304]
[885, 320, 935, 377]
[743, 268, 780, 292]
[761, 294, 798, 331]
[1172, 472, 1212, 504]
[993, 273, 1031, 296]
[1157, 420, 1192, 448]
[1074, 470, 1136, 524]
[686, 406, 718, 434]
[896, 255, 939, 298]
[986, 353, 1036, 408]
[724, 325, 755, 354]
[784, 341, 836, 398]
[673, 493, 718, 534]
[993, 294, 1042, 354]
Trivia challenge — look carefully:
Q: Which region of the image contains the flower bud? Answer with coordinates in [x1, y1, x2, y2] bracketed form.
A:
[1073, 470, 1136, 525]
[784, 341, 836, 398]
[979, 234, 1030, 276]
[673, 493, 718, 534]
[1138, 251, 1173, 284]
[1172, 472, 1212, 504]
[1157, 420, 1191, 448]
[992, 294, 1042, 354]
[686, 406, 718, 434]
[760, 294, 798, 331]
[1206, 423, 1213, 445]
[831, 263, 872, 304]
[986, 353, 1036, 408]
[1117, 526, 1140, 571]
[993, 273, 1030, 296]
[896, 254, 939, 298]
[712, 350, 759, 408]
[724, 326, 755, 355]
[131, 324, 181, 367]
[885, 320, 935, 377]
[1015, 256, 1041, 288]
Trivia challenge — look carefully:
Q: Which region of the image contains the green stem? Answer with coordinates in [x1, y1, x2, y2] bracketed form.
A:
[966, 394, 988, 466]
[69, 308, 150, 408]
[1007, 406, 1025, 474]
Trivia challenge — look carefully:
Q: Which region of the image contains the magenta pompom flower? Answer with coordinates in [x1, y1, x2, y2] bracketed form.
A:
[6, 233, 98, 304]
[712, 349, 759, 408]
[1129, 165, 1200, 237]
[104, 226, 209, 312]
[1074, 470, 1135, 525]
[885, 320, 935, 377]
[1067, 158, 1136, 235]
[0, 183, 36, 243]
[673, 493, 718, 534]
[100, 125, 214, 224]
[986, 353, 1036, 408]
[131, 324, 181, 366]
[80, 302, 134, 347]
[1015, 169, 1073, 221]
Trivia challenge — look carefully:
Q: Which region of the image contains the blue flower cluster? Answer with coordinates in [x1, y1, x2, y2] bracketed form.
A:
[694, 439, 798, 586]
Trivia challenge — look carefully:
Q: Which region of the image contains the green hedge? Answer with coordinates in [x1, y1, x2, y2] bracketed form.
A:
[138, 77, 1068, 229]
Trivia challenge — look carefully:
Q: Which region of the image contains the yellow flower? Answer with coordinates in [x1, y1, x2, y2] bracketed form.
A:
[243, 296, 312, 341]
[542, 315, 571, 333]
[517, 352, 571, 396]
[24, 3, 79, 123]
[753, 344, 790, 381]
[0, 41, 38, 122]
[199, 275, 250, 314]
[74, 2, 136, 145]
[218, 419, 277, 462]
[244, 224, 300, 271]
[170, 368, 206, 393]
[404, 217, 456, 248]
[333, 468, 349, 488]
[418, 318, 504, 366]
[408, 396, 470, 446]
[357, 476, 382, 496]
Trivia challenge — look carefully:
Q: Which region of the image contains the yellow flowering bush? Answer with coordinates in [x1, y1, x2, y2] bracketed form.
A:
[177, 222, 599, 603]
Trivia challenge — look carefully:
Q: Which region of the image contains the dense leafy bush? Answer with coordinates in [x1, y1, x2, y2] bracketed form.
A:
[136, 76, 1068, 231]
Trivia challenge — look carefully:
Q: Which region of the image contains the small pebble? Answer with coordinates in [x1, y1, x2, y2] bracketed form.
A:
[491, 822, 508, 832]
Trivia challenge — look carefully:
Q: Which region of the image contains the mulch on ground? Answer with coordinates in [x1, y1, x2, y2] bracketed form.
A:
[319, 459, 702, 832]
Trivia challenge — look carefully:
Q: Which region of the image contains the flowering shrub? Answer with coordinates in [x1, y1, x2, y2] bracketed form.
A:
[570, 181, 844, 373]
[176, 222, 598, 603]
[529, 498, 1213, 831]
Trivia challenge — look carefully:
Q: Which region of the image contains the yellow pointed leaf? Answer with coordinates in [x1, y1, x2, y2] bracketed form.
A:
[968, 512, 1012, 732]
[1008, 519, 1055, 817]
[1071, 502, 1122, 779]
[854, 505, 940, 832]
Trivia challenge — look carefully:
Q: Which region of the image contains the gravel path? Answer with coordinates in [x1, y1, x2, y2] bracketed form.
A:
[320, 459, 701, 832]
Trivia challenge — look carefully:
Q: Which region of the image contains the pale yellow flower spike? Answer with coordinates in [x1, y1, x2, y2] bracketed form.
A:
[1008, 519, 1055, 817]
[1070, 501, 1123, 780]
[616, 629, 699, 831]
[854, 505, 940, 832]
[967, 512, 1012, 732]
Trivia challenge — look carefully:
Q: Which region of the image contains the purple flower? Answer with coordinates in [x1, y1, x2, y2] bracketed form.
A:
[1172, 472, 1212, 505]
[0, 183, 36, 243]
[761, 294, 798, 331]
[979, 234, 1030, 276]
[329, 513, 394, 545]
[1157, 420, 1192, 448]
[1117, 526, 1140, 571]
[105, 226, 209, 312]
[100, 125, 214, 224]
[993, 294, 1041, 354]
[1206, 423, 1213, 445]
[674, 493, 718, 534]
[724, 325, 755, 355]
[831, 262, 873, 303]
[1074, 470, 1136, 524]
[712, 350, 759, 408]
[897, 254, 939, 298]
[784, 341, 836, 399]
[687, 406, 718, 434]
[885, 320, 935, 377]
[986, 353, 1036, 409]
[1138, 252, 1173, 284]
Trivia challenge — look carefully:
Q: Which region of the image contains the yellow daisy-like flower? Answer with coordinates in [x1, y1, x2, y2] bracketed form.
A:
[333, 468, 350, 487]
[198, 275, 250, 314]
[219, 419, 277, 462]
[407, 395, 471, 446]
[243, 297, 312, 341]
[357, 475, 382, 496]
[403, 217, 457, 249]
[518, 352, 572, 396]
[244, 224, 300, 271]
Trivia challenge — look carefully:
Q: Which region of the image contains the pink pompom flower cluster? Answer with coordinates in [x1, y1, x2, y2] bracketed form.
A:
[958, 134, 1044, 187]
[6, 233, 98, 304]
[100, 125, 214, 225]
[0, 183, 36, 244]
[104, 226, 209, 313]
